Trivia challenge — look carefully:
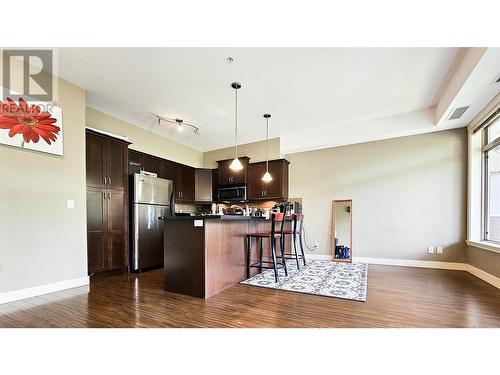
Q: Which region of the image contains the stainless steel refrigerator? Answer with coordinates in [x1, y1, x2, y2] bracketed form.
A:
[130, 173, 174, 272]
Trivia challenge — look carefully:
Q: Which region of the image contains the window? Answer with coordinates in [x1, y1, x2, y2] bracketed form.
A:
[483, 118, 500, 243]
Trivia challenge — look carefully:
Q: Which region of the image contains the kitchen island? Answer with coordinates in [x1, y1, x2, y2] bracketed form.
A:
[161, 215, 292, 298]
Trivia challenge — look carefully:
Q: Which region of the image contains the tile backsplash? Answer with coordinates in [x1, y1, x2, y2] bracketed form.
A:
[175, 198, 302, 216]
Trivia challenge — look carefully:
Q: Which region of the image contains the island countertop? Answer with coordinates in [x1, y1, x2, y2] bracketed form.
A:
[159, 215, 291, 221]
[162, 214, 293, 298]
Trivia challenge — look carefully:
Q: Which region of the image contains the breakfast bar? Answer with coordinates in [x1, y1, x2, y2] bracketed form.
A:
[161, 216, 292, 298]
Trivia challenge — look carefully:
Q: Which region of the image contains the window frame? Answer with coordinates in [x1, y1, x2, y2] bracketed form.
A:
[482, 119, 500, 244]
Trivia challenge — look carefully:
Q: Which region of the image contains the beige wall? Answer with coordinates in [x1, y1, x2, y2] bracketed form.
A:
[203, 138, 281, 168]
[86, 107, 203, 167]
[286, 128, 468, 261]
[465, 246, 500, 278]
[0, 73, 87, 293]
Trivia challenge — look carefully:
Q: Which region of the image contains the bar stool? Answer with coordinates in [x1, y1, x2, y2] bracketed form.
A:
[247, 212, 288, 283]
[282, 214, 307, 269]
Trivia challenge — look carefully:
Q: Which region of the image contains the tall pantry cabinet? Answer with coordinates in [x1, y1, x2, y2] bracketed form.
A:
[85, 129, 129, 275]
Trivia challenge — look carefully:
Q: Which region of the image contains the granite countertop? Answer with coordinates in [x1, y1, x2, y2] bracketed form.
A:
[159, 215, 289, 221]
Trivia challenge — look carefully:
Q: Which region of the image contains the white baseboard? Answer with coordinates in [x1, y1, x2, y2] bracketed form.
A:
[306, 254, 332, 260]
[307, 254, 467, 270]
[308, 255, 499, 290]
[0, 276, 90, 305]
[353, 256, 467, 271]
[466, 264, 500, 289]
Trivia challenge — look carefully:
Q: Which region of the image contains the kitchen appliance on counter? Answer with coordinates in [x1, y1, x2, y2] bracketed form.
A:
[130, 173, 174, 272]
[217, 185, 247, 202]
[273, 201, 302, 215]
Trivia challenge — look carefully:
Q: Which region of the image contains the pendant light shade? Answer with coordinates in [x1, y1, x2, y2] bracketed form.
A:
[229, 157, 243, 171]
[262, 113, 273, 183]
[262, 170, 273, 183]
[229, 82, 243, 171]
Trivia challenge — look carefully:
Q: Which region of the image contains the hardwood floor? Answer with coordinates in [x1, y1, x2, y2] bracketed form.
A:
[1, 265, 499, 328]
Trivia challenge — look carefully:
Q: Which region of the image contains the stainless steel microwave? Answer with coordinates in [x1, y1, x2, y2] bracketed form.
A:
[218, 186, 247, 202]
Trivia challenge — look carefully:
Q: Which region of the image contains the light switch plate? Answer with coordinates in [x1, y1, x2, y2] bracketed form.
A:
[427, 246, 435, 254]
[194, 220, 203, 227]
[67, 200, 75, 209]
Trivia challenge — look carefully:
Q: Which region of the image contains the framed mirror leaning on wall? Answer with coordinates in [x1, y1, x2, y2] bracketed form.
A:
[331, 199, 352, 263]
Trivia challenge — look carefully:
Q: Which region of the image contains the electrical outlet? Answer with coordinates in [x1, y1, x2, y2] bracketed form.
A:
[67, 199, 75, 209]
[427, 245, 435, 254]
[436, 246, 443, 254]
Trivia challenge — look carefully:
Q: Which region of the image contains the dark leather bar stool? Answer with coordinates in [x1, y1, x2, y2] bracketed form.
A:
[282, 213, 307, 269]
[247, 212, 288, 282]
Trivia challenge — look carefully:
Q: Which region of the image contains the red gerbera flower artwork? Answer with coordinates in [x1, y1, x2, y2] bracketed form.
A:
[0, 97, 60, 145]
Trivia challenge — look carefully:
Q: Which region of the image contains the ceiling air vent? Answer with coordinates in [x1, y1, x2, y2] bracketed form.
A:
[448, 106, 469, 120]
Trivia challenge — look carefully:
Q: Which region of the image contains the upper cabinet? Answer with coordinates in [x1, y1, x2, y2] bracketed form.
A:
[162, 159, 178, 183]
[86, 130, 128, 191]
[128, 150, 195, 203]
[129, 150, 163, 178]
[195, 169, 213, 202]
[141, 154, 163, 177]
[175, 164, 195, 202]
[217, 157, 250, 186]
[247, 159, 289, 201]
[86, 132, 106, 188]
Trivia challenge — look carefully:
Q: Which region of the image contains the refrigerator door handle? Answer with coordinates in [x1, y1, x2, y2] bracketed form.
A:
[169, 189, 175, 216]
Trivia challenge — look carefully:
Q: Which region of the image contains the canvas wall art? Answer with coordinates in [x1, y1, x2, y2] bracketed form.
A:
[0, 95, 63, 156]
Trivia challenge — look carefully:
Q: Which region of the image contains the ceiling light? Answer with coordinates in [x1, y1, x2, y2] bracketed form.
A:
[262, 114, 273, 183]
[155, 115, 200, 135]
[229, 82, 243, 171]
[176, 119, 184, 132]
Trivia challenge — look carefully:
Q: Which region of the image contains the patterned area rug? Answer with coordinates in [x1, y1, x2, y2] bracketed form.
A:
[240, 259, 368, 302]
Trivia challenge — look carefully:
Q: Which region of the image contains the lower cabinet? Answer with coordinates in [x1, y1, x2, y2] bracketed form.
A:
[87, 188, 107, 274]
[86, 187, 128, 275]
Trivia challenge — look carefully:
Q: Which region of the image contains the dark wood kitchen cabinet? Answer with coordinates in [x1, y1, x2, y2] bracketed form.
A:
[128, 150, 163, 177]
[86, 130, 129, 276]
[212, 169, 219, 200]
[128, 150, 195, 203]
[175, 164, 195, 202]
[247, 159, 289, 201]
[106, 189, 128, 270]
[217, 156, 249, 186]
[162, 160, 178, 182]
[86, 130, 128, 191]
[141, 154, 163, 177]
[86, 188, 128, 274]
[86, 188, 107, 274]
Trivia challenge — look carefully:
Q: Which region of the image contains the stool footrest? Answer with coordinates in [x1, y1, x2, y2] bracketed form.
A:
[281, 253, 306, 258]
[249, 261, 286, 269]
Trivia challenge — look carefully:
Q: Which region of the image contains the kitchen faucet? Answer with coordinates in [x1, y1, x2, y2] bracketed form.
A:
[230, 204, 250, 216]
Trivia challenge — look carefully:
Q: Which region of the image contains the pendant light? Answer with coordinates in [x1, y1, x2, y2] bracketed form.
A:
[229, 82, 244, 171]
[262, 113, 273, 183]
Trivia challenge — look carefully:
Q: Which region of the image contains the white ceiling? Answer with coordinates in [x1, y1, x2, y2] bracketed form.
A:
[56, 48, 500, 154]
